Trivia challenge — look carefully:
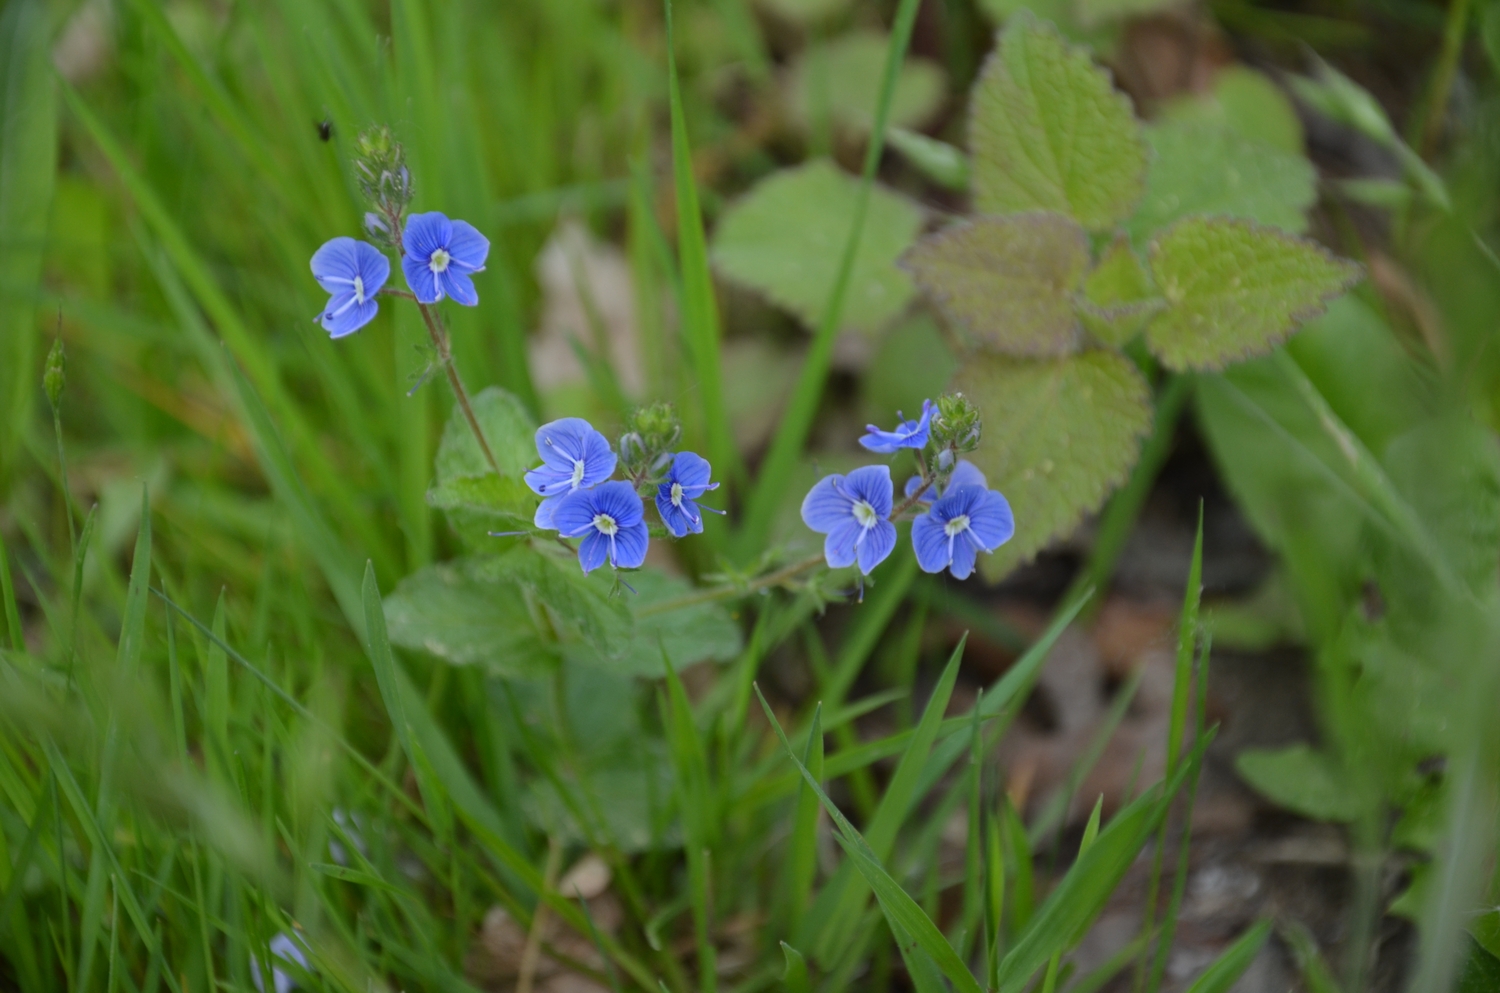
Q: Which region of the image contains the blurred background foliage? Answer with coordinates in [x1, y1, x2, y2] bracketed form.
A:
[2, 0, 1500, 990]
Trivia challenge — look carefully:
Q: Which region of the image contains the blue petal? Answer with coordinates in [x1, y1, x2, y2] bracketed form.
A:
[353, 241, 391, 294]
[321, 297, 379, 338]
[822, 520, 861, 569]
[858, 400, 935, 452]
[577, 531, 611, 573]
[552, 489, 601, 538]
[911, 514, 951, 573]
[905, 475, 936, 503]
[591, 481, 644, 528]
[611, 522, 649, 569]
[670, 451, 714, 492]
[439, 267, 479, 307]
[401, 252, 441, 304]
[655, 488, 702, 537]
[859, 427, 910, 454]
[580, 427, 618, 486]
[524, 467, 573, 497]
[311, 237, 360, 290]
[949, 534, 979, 580]
[402, 212, 452, 261]
[966, 489, 1015, 551]
[845, 465, 893, 517]
[947, 460, 987, 492]
[801, 474, 852, 534]
[534, 494, 565, 529]
[855, 520, 897, 575]
[447, 219, 490, 272]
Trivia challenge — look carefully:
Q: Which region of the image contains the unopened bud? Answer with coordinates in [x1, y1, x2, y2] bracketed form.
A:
[619, 402, 682, 479]
[43, 338, 65, 410]
[353, 125, 414, 216]
[931, 392, 981, 453]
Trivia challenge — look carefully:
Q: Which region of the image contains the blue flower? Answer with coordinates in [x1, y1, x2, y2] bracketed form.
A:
[251, 932, 310, 993]
[655, 451, 722, 537]
[401, 212, 490, 305]
[800, 465, 897, 575]
[525, 418, 618, 529]
[554, 481, 649, 573]
[310, 238, 389, 338]
[903, 459, 988, 503]
[860, 399, 935, 454]
[911, 483, 1014, 580]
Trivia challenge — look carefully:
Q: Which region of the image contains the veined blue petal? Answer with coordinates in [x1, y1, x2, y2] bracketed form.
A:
[577, 531, 611, 573]
[911, 514, 951, 573]
[534, 494, 565, 529]
[655, 489, 701, 537]
[439, 268, 479, 307]
[966, 489, 1015, 551]
[447, 220, 490, 272]
[822, 520, 861, 569]
[353, 242, 391, 293]
[856, 520, 897, 575]
[401, 252, 441, 304]
[905, 475, 937, 503]
[845, 465, 893, 517]
[321, 297, 379, 338]
[580, 430, 618, 486]
[859, 399, 935, 453]
[949, 534, 979, 579]
[590, 481, 644, 528]
[948, 459, 987, 492]
[552, 489, 601, 538]
[801, 474, 852, 533]
[670, 451, 715, 493]
[402, 212, 452, 261]
[612, 522, 649, 568]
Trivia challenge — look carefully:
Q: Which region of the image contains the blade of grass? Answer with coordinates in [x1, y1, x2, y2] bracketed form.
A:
[0, 528, 22, 652]
[736, 0, 924, 557]
[663, 0, 741, 492]
[756, 684, 986, 993]
[782, 705, 824, 940]
[663, 654, 718, 993]
[0, 0, 56, 490]
[1182, 920, 1271, 993]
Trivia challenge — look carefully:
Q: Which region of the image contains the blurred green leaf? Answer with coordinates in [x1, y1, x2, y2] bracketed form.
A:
[954, 351, 1153, 580]
[886, 128, 970, 191]
[1184, 920, 1273, 993]
[1126, 120, 1317, 240]
[863, 315, 959, 427]
[1078, 237, 1164, 347]
[1459, 938, 1500, 993]
[569, 569, 743, 676]
[970, 14, 1145, 230]
[1235, 744, 1360, 822]
[788, 32, 946, 136]
[712, 161, 924, 333]
[1147, 218, 1362, 371]
[522, 744, 677, 852]
[781, 942, 812, 993]
[755, 0, 852, 25]
[429, 385, 539, 542]
[0, 0, 57, 489]
[1162, 67, 1304, 155]
[903, 212, 1090, 356]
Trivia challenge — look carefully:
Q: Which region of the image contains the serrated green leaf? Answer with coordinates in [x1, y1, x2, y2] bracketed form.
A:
[711, 160, 924, 333]
[1162, 67, 1304, 155]
[1234, 744, 1360, 822]
[903, 212, 1090, 356]
[567, 569, 743, 676]
[953, 351, 1152, 580]
[1077, 236, 1164, 347]
[789, 32, 946, 136]
[969, 15, 1145, 230]
[1147, 218, 1362, 371]
[1126, 120, 1317, 241]
[429, 386, 540, 542]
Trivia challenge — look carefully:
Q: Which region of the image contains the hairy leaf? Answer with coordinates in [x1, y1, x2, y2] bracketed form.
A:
[1161, 67, 1304, 155]
[429, 386, 540, 541]
[1077, 236, 1164, 347]
[1126, 119, 1317, 240]
[712, 160, 924, 333]
[1147, 218, 1362, 371]
[788, 32, 945, 136]
[954, 350, 1152, 579]
[969, 15, 1145, 230]
[567, 569, 743, 676]
[903, 212, 1090, 356]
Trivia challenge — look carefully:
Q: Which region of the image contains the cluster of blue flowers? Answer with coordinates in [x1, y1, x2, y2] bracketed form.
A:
[310, 211, 491, 338]
[801, 398, 1014, 580]
[523, 417, 721, 574]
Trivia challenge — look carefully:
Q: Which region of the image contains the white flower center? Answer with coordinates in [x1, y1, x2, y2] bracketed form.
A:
[429, 248, 451, 274]
[851, 500, 878, 529]
[353, 275, 366, 304]
[592, 513, 618, 536]
[571, 459, 586, 488]
[944, 514, 971, 538]
[671, 482, 685, 507]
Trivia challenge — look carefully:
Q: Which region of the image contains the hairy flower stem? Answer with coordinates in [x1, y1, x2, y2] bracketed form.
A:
[415, 301, 500, 476]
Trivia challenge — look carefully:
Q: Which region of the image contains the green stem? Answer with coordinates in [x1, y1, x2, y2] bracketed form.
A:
[1419, 0, 1474, 155]
[415, 302, 500, 476]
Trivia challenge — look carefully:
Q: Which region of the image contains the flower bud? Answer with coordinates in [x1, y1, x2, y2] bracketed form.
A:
[930, 392, 981, 453]
[43, 338, 65, 410]
[353, 125, 414, 218]
[619, 402, 682, 479]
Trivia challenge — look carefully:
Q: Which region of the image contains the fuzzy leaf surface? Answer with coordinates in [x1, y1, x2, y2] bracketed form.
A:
[969, 15, 1145, 230]
[903, 212, 1090, 356]
[954, 350, 1152, 579]
[428, 386, 540, 542]
[567, 569, 743, 676]
[1147, 218, 1362, 371]
[711, 160, 924, 333]
[1077, 236, 1163, 346]
[788, 31, 945, 136]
